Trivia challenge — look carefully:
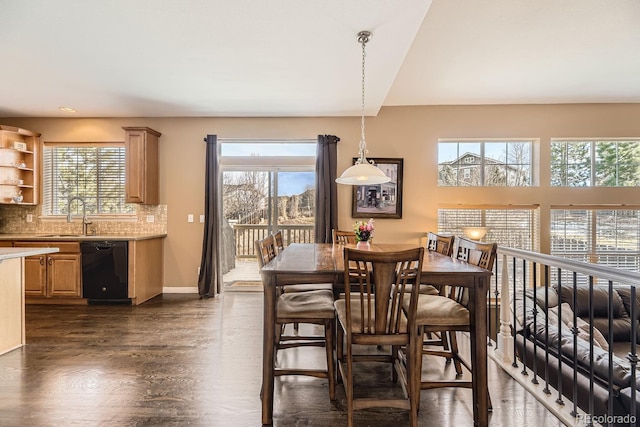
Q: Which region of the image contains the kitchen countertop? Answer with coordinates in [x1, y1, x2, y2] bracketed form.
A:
[0, 247, 60, 260]
[0, 233, 167, 242]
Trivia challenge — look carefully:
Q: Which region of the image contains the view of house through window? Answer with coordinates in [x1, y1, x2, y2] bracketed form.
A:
[220, 139, 316, 282]
[42, 143, 135, 216]
[438, 139, 533, 186]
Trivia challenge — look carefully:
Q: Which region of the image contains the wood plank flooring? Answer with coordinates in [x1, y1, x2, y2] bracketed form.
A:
[0, 293, 564, 426]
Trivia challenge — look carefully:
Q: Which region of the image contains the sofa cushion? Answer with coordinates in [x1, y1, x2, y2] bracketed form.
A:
[558, 286, 625, 319]
[615, 286, 640, 322]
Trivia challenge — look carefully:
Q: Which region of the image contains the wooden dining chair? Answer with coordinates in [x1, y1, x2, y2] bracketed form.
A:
[409, 236, 497, 407]
[335, 247, 424, 427]
[332, 229, 356, 245]
[255, 237, 337, 401]
[421, 232, 455, 295]
[420, 232, 456, 351]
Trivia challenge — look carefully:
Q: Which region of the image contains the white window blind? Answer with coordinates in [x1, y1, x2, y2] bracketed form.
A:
[43, 143, 135, 216]
[551, 208, 640, 272]
[438, 206, 539, 251]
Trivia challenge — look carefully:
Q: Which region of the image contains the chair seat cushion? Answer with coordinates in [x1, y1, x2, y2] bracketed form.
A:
[406, 294, 469, 326]
[277, 289, 335, 319]
[283, 283, 333, 293]
[335, 298, 407, 334]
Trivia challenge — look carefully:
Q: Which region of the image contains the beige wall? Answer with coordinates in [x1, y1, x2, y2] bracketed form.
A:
[3, 103, 640, 287]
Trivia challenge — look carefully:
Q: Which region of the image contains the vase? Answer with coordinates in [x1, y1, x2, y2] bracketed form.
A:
[356, 240, 370, 250]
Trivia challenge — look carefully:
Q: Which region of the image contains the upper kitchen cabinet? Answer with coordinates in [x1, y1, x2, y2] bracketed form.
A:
[123, 127, 161, 205]
[0, 125, 39, 205]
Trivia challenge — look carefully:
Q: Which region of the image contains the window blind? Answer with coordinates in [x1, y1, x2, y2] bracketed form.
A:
[43, 144, 135, 216]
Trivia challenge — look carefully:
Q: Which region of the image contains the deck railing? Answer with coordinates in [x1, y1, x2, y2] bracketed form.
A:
[232, 223, 314, 258]
[492, 246, 640, 426]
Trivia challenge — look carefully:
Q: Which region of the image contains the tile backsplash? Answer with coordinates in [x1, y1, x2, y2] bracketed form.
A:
[0, 204, 167, 235]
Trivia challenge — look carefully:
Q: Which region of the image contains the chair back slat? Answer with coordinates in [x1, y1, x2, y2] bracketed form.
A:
[426, 232, 455, 257]
[343, 247, 424, 336]
[272, 230, 284, 254]
[333, 229, 357, 245]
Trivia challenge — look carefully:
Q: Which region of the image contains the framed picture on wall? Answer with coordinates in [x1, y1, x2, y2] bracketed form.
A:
[351, 158, 403, 219]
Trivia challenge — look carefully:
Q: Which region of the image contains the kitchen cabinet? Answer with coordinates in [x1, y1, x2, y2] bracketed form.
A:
[13, 242, 82, 301]
[123, 126, 161, 204]
[0, 125, 39, 205]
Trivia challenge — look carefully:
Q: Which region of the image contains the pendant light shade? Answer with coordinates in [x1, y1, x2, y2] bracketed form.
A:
[336, 31, 390, 186]
[335, 162, 390, 185]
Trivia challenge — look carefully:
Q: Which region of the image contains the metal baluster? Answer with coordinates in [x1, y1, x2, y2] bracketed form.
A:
[570, 271, 578, 418]
[629, 285, 638, 427]
[556, 267, 564, 406]
[531, 262, 539, 385]
[512, 256, 519, 368]
[543, 264, 551, 395]
[588, 276, 595, 427]
[521, 259, 528, 376]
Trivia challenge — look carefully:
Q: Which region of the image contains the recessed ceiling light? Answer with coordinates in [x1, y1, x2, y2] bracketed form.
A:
[59, 107, 77, 113]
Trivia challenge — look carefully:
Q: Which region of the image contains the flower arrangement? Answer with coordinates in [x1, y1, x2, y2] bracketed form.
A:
[353, 218, 375, 242]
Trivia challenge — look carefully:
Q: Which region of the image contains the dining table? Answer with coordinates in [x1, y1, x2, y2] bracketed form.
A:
[259, 242, 493, 426]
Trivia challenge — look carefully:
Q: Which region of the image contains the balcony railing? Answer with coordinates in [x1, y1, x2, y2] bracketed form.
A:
[232, 223, 314, 258]
[492, 246, 640, 426]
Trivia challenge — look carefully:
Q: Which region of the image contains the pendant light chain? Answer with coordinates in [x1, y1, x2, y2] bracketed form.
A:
[358, 31, 370, 165]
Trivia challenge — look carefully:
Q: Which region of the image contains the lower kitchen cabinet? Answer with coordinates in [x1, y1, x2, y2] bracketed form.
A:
[14, 242, 82, 301]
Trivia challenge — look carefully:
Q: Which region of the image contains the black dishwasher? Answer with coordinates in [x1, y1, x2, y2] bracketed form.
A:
[81, 241, 130, 304]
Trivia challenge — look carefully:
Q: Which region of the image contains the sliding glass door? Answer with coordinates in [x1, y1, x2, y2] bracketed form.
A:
[219, 140, 316, 282]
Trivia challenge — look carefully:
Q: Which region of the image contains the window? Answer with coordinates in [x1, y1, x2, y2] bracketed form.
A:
[551, 208, 640, 272]
[42, 143, 135, 216]
[438, 140, 532, 186]
[551, 139, 640, 187]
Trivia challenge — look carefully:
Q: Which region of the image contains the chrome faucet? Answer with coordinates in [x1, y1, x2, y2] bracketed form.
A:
[66, 196, 93, 235]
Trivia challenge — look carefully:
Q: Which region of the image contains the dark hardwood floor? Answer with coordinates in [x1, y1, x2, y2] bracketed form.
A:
[0, 293, 564, 426]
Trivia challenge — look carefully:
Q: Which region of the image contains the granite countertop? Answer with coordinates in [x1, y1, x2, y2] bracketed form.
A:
[0, 247, 60, 260]
[0, 233, 167, 242]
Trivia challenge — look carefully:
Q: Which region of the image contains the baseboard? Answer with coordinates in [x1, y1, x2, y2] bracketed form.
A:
[163, 286, 198, 294]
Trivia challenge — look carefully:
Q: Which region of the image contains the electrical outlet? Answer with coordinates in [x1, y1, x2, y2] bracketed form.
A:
[26, 214, 33, 223]
[188, 214, 194, 223]
[146, 215, 155, 223]
[197, 266, 201, 276]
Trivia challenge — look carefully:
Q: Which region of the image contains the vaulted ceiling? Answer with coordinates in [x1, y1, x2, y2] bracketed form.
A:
[1, 0, 639, 118]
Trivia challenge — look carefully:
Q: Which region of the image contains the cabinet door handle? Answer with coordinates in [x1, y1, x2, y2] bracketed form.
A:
[48, 257, 52, 266]
[39, 256, 45, 265]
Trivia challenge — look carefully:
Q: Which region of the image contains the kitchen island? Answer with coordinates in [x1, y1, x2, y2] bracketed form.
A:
[0, 247, 59, 356]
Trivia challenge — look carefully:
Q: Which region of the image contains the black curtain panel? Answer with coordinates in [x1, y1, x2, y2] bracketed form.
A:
[198, 134, 223, 297]
[315, 134, 339, 243]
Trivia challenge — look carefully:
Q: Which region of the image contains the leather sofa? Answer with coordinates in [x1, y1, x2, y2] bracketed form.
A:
[514, 284, 640, 426]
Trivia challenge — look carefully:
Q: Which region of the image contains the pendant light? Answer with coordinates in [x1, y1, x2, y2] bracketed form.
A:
[336, 31, 391, 185]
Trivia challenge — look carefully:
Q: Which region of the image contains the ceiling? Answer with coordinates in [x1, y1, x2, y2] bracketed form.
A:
[1, 0, 639, 118]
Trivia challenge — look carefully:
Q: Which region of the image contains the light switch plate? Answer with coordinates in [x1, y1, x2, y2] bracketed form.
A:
[199, 214, 205, 223]
[187, 214, 194, 223]
[26, 214, 33, 223]
[146, 215, 155, 223]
